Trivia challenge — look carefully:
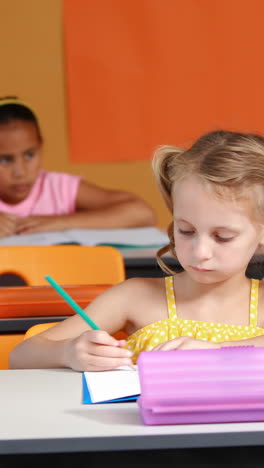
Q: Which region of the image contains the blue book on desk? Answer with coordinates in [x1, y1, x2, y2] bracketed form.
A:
[82, 367, 141, 404]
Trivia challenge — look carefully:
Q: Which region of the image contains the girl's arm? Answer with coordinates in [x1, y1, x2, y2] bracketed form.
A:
[9, 280, 136, 371]
[15, 180, 156, 233]
[73, 179, 156, 228]
[8, 329, 133, 371]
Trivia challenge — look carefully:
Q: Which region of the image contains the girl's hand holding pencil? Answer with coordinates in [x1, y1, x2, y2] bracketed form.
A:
[45, 275, 133, 371]
[64, 329, 133, 372]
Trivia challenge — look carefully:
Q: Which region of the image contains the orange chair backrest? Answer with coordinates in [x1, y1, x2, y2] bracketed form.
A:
[0, 284, 112, 319]
[0, 245, 125, 286]
[24, 322, 59, 339]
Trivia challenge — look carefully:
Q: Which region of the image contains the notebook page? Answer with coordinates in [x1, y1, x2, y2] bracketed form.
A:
[84, 367, 140, 403]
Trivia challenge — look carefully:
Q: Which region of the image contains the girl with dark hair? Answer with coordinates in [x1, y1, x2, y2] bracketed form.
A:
[0, 97, 155, 237]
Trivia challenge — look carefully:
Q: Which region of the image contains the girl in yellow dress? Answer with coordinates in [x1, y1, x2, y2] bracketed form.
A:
[10, 130, 264, 370]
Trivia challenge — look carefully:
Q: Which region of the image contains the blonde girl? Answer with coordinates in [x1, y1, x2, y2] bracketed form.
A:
[10, 130, 264, 371]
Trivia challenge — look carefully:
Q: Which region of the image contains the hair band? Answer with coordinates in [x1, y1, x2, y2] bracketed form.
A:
[0, 98, 33, 112]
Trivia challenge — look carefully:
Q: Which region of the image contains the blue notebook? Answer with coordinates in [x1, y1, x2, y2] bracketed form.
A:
[82, 367, 140, 404]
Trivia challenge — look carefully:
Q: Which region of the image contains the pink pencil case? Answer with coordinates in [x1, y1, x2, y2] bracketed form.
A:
[137, 347, 264, 425]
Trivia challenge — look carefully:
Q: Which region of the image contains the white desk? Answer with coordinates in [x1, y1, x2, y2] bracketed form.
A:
[1, 369, 264, 457]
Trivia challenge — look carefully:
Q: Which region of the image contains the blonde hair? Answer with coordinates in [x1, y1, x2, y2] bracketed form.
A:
[153, 130, 264, 275]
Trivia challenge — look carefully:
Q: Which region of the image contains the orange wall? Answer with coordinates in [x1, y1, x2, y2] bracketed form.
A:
[65, 0, 264, 164]
[0, 0, 169, 227]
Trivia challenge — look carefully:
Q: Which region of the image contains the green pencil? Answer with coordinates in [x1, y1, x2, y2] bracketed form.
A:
[45, 275, 100, 330]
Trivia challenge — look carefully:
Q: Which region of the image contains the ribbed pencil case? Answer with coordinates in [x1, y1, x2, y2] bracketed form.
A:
[137, 347, 264, 425]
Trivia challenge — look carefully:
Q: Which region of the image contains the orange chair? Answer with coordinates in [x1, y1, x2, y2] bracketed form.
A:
[0, 245, 125, 286]
[1, 335, 26, 367]
[0, 284, 112, 318]
[24, 322, 59, 339]
[0, 245, 125, 369]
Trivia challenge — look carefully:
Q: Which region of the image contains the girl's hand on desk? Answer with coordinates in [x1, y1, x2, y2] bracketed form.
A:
[153, 336, 220, 351]
[0, 212, 17, 237]
[64, 330, 133, 372]
[16, 215, 64, 234]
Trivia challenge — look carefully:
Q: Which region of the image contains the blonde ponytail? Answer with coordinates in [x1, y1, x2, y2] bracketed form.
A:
[152, 145, 185, 213]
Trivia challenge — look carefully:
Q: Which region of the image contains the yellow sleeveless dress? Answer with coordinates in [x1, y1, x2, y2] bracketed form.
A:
[125, 276, 264, 364]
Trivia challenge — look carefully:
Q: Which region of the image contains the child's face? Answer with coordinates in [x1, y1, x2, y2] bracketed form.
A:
[172, 176, 264, 284]
[0, 120, 42, 204]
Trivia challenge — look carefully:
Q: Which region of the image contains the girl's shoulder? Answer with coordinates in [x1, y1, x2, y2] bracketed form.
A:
[115, 277, 168, 330]
[97, 277, 166, 317]
[41, 170, 81, 184]
[87, 276, 167, 331]
[89, 276, 165, 305]
[110, 276, 165, 298]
